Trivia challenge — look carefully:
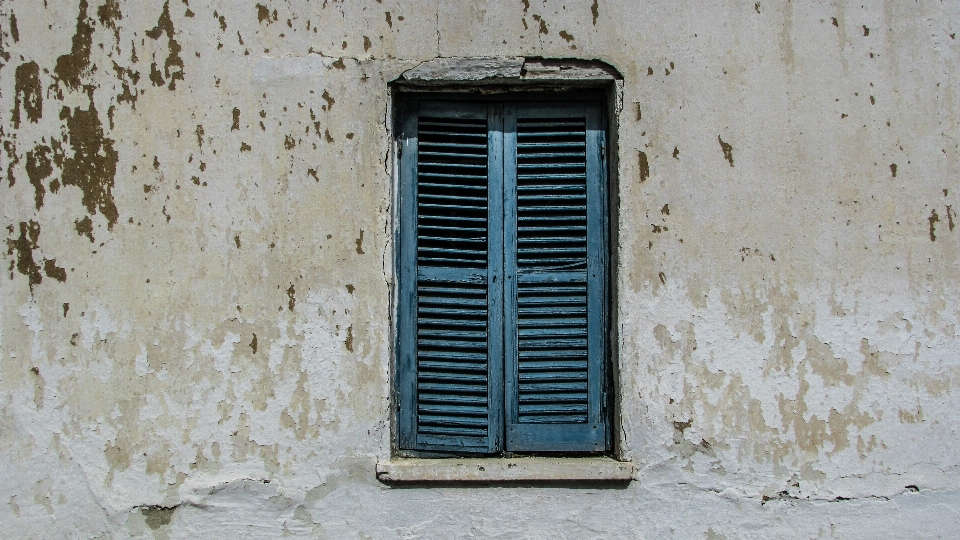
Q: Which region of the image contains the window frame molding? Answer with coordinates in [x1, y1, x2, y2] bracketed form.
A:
[386, 59, 625, 466]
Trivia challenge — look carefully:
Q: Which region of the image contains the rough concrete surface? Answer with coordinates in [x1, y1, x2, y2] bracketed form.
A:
[1, 0, 959, 538]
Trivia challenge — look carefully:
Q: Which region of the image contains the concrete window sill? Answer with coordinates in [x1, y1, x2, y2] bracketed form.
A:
[376, 457, 634, 483]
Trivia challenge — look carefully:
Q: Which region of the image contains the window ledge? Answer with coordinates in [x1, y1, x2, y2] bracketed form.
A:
[376, 457, 634, 483]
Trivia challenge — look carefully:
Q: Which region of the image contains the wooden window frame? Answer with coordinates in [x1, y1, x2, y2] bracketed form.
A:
[392, 89, 615, 458]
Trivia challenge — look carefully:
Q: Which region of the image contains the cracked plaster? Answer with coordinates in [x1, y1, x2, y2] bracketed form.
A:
[1, 0, 960, 538]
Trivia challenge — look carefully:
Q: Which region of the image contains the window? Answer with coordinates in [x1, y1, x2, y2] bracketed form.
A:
[395, 93, 609, 455]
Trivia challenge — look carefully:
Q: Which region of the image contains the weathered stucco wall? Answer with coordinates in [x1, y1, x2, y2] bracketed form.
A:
[2, 0, 959, 537]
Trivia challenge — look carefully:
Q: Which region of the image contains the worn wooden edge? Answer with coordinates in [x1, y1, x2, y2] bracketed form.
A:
[376, 457, 634, 483]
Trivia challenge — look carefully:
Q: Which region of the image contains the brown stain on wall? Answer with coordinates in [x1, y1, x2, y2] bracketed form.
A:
[4, 141, 18, 187]
[97, 0, 122, 41]
[13, 62, 42, 128]
[9, 12, 18, 42]
[321, 90, 335, 111]
[25, 146, 53, 210]
[6, 221, 43, 291]
[355, 230, 365, 254]
[531, 14, 549, 34]
[256, 4, 271, 24]
[638, 151, 650, 182]
[75, 216, 94, 242]
[718, 136, 735, 166]
[145, 1, 185, 91]
[54, 0, 93, 91]
[61, 95, 120, 228]
[43, 259, 66, 282]
[928, 209, 939, 241]
[112, 63, 140, 110]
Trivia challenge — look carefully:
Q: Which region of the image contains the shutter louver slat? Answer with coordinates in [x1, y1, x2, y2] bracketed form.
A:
[413, 114, 492, 449]
[516, 117, 590, 425]
[517, 278, 589, 423]
[504, 104, 606, 452]
[401, 99, 605, 455]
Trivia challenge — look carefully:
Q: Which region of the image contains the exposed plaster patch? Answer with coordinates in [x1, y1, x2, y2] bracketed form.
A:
[253, 56, 342, 85]
[29, 366, 44, 409]
[400, 57, 524, 82]
[140, 504, 176, 529]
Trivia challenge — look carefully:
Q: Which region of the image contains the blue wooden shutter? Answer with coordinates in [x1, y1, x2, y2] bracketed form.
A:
[503, 102, 608, 452]
[397, 100, 504, 453]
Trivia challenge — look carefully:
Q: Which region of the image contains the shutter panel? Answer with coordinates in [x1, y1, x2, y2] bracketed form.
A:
[503, 102, 608, 452]
[397, 100, 503, 453]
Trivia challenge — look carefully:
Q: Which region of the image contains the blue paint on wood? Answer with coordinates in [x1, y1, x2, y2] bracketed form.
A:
[397, 96, 609, 455]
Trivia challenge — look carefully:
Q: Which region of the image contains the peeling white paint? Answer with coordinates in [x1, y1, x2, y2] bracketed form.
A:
[2, 0, 960, 537]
